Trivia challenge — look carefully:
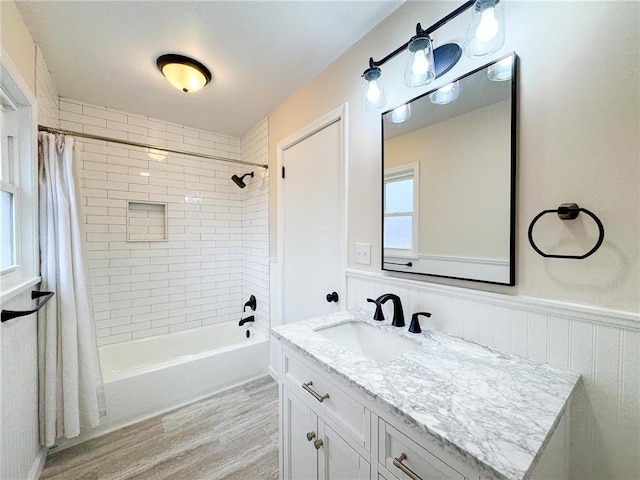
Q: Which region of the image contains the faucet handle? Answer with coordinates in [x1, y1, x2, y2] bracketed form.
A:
[409, 312, 431, 334]
[366, 298, 385, 321]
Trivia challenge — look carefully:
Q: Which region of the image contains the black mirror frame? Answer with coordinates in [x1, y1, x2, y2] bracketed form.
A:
[381, 52, 518, 286]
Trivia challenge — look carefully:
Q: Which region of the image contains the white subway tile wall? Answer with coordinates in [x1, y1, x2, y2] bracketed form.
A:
[240, 118, 269, 336]
[61, 98, 268, 345]
[36, 47, 59, 128]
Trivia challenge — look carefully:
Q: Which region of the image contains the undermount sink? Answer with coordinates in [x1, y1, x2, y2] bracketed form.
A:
[315, 321, 419, 363]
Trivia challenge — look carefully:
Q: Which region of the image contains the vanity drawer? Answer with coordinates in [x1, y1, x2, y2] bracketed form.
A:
[284, 352, 370, 451]
[379, 420, 466, 480]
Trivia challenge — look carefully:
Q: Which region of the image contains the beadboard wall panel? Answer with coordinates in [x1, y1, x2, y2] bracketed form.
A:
[346, 270, 639, 480]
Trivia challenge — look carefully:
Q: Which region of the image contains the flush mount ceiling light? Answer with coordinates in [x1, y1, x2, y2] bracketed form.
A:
[157, 54, 212, 93]
[361, 0, 506, 110]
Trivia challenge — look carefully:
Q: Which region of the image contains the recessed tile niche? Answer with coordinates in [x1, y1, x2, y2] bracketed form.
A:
[126, 201, 168, 242]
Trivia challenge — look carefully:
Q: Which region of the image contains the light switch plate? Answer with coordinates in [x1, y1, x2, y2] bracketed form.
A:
[355, 243, 371, 265]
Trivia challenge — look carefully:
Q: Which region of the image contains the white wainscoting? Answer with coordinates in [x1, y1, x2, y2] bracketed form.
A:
[345, 269, 639, 480]
[384, 254, 511, 284]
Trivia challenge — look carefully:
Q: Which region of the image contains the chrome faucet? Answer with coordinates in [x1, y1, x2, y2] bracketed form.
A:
[375, 293, 405, 327]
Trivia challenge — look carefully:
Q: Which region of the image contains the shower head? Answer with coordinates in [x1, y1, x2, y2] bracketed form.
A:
[231, 171, 254, 189]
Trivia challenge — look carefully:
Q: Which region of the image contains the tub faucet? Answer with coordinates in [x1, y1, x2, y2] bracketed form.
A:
[375, 293, 405, 327]
[239, 315, 255, 327]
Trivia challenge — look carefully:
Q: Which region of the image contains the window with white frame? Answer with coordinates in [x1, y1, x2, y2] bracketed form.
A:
[0, 58, 38, 294]
[383, 163, 419, 257]
[1, 93, 18, 274]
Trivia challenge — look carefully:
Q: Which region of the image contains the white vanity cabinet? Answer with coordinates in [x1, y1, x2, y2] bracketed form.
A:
[275, 312, 578, 480]
[281, 350, 371, 480]
[280, 348, 473, 480]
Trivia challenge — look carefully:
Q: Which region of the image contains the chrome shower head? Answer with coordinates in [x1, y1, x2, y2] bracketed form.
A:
[231, 171, 254, 189]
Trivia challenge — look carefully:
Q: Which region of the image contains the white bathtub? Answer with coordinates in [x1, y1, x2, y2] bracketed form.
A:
[54, 322, 269, 450]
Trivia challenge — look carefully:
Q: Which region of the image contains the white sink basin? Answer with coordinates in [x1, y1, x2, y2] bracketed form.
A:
[315, 321, 419, 363]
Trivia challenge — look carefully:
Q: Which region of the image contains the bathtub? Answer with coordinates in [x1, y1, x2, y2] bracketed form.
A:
[54, 321, 268, 450]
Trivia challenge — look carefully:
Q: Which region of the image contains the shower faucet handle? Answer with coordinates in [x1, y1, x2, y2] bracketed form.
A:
[243, 295, 257, 312]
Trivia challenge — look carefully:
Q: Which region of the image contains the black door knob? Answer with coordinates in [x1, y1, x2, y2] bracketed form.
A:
[326, 292, 339, 303]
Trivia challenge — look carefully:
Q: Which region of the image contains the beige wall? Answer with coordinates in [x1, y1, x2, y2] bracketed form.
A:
[1, 0, 36, 94]
[269, 1, 639, 313]
[385, 100, 511, 259]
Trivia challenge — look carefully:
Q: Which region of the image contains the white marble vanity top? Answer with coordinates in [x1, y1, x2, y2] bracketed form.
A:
[272, 310, 580, 480]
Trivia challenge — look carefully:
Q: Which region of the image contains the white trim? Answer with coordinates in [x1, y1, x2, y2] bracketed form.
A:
[275, 103, 349, 328]
[26, 448, 47, 480]
[0, 46, 39, 294]
[383, 253, 510, 284]
[0, 275, 41, 302]
[346, 269, 640, 331]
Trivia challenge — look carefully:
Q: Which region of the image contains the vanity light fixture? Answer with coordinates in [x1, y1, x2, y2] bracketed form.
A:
[361, 0, 506, 110]
[361, 67, 386, 111]
[429, 81, 460, 105]
[487, 55, 513, 81]
[157, 54, 212, 93]
[385, 103, 412, 123]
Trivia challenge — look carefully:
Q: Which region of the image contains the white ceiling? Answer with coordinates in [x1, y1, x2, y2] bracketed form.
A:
[17, 1, 404, 138]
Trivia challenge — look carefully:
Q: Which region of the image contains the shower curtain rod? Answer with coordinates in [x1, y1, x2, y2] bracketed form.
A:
[38, 125, 268, 169]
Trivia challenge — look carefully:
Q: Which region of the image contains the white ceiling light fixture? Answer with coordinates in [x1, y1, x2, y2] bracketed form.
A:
[157, 54, 212, 93]
[361, 0, 506, 111]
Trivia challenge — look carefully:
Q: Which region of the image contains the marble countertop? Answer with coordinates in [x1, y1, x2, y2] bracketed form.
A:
[272, 310, 580, 480]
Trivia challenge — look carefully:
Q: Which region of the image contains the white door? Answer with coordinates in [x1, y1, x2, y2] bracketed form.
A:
[319, 422, 370, 480]
[283, 388, 319, 480]
[281, 119, 344, 324]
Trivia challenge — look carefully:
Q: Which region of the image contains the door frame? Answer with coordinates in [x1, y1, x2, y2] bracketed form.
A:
[274, 103, 349, 329]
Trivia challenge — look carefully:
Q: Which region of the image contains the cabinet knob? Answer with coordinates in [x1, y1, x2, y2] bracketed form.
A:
[314, 439, 324, 450]
[306, 431, 316, 441]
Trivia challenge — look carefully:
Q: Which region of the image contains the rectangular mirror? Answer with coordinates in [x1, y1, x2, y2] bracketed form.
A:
[382, 53, 517, 285]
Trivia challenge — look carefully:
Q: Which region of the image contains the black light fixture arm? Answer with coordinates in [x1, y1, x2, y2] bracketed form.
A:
[365, 0, 474, 71]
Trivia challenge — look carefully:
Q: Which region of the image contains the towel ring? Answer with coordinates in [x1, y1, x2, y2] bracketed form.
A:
[528, 203, 605, 259]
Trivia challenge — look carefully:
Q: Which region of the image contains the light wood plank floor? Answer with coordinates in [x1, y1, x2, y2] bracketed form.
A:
[41, 376, 279, 480]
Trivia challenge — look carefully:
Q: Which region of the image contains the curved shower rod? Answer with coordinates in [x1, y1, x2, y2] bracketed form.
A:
[38, 125, 268, 170]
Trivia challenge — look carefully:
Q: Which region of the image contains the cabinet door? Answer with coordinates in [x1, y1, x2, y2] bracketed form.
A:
[319, 422, 370, 480]
[283, 388, 319, 480]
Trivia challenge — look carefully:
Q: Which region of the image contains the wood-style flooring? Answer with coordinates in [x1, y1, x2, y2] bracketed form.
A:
[40, 376, 279, 480]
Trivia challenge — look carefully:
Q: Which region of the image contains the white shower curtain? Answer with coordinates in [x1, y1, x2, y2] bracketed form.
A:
[38, 133, 105, 447]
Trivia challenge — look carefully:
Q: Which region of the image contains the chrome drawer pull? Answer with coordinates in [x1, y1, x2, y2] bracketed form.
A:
[302, 381, 330, 403]
[393, 452, 423, 480]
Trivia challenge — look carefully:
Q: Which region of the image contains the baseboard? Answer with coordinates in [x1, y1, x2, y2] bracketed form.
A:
[346, 269, 640, 331]
[27, 447, 46, 480]
[269, 365, 279, 383]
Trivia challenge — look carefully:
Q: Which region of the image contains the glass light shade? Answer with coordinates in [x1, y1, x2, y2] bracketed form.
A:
[361, 67, 386, 110]
[161, 63, 208, 93]
[385, 104, 412, 123]
[404, 36, 436, 87]
[464, 0, 505, 58]
[157, 54, 212, 93]
[487, 55, 513, 81]
[429, 81, 460, 105]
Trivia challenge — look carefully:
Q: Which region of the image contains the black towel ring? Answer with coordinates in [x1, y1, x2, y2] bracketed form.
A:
[528, 203, 605, 259]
